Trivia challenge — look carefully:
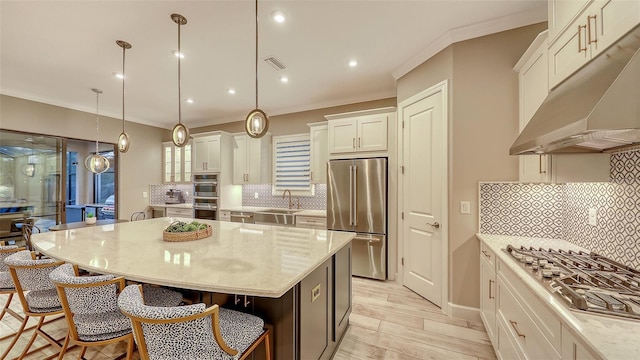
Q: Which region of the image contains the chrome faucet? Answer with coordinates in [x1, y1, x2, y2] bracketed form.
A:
[282, 189, 294, 209]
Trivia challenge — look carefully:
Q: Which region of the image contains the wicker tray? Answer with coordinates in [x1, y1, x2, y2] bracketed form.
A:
[163, 224, 213, 242]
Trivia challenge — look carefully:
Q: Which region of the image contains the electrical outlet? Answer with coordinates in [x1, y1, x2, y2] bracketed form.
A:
[254, 192, 259, 199]
[588, 208, 597, 226]
[142, 191, 148, 198]
[460, 201, 471, 214]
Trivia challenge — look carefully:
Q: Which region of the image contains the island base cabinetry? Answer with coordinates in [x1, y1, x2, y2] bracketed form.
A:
[205, 242, 352, 360]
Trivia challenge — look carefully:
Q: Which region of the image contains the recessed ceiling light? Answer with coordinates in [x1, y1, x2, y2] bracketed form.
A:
[113, 72, 124, 79]
[348, 59, 358, 68]
[272, 11, 286, 23]
[185, 98, 194, 104]
[280, 76, 289, 83]
[227, 88, 236, 95]
[172, 50, 185, 59]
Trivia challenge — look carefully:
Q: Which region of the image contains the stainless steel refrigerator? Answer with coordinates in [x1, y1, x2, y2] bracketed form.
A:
[327, 158, 387, 280]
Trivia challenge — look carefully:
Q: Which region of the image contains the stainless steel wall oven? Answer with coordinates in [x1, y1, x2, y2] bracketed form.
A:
[193, 173, 219, 220]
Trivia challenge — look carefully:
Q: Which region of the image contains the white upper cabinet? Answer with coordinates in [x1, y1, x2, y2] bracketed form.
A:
[233, 133, 271, 184]
[193, 135, 221, 173]
[514, 31, 552, 183]
[162, 141, 192, 183]
[308, 122, 328, 184]
[548, 0, 640, 89]
[325, 107, 394, 155]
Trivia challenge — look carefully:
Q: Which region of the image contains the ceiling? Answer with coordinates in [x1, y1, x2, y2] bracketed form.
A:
[0, 1, 546, 130]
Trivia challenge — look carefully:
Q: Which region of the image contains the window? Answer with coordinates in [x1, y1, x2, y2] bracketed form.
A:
[272, 134, 313, 196]
[93, 150, 115, 203]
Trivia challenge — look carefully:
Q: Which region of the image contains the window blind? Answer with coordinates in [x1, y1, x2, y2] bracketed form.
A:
[273, 135, 311, 193]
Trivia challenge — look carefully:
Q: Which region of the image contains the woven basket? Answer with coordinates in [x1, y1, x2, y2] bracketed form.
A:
[163, 224, 213, 242]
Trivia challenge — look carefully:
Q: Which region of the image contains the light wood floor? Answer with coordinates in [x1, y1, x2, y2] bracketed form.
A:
[0, 278, 496, 359]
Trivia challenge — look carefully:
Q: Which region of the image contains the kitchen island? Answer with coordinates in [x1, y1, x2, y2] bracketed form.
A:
[31, 218, 355, 360]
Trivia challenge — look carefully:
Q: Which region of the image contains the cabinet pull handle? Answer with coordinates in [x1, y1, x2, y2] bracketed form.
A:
[587, 15, 597, 45]
[352, 138, 356, 149]
[310, 171, 313, 180]
[481, 250, 491, 259]
[488, 279, 494, 299]
[509, 320, 525, 338]
[578, 24, 587, 53]
[538, 154, 547, 174]
[358, 137, 361, 149]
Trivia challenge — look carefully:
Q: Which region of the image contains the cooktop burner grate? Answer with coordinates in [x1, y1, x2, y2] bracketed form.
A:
[504, 245, 640, 320]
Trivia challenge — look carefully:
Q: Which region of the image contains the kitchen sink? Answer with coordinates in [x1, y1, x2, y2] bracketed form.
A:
[254, 208, 300, 226]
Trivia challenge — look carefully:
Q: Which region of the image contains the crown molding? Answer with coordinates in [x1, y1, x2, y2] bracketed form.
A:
[392, 6, 547, 80]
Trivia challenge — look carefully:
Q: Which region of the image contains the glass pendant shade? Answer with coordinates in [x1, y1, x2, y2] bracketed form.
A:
[245, 0, 269, 139]
[21, 163, 36, 177]
[245, 109, 269, 138]
[84, 154, 110, 174]
[172, 123, 190, 147]
[118, 132, 130, 152]
[85, 88, 110, 174]
[117, 40, 132, 153]
[171, 14, 190, 147]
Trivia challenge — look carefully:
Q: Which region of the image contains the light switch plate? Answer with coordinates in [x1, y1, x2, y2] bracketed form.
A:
[460, 201, 471, 214]
[142, 191, 148, 198]
[254, 192, 259, 199]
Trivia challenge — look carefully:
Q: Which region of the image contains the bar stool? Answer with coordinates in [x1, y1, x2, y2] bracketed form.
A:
[49, 263, 134, 359]
[118, 284, 272, 360]
[0, 245, 26, 341]
[2, 250, 66, 359]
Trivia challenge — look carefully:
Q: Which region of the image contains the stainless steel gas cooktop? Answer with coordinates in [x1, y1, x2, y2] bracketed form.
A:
[505, 245, 640, 321]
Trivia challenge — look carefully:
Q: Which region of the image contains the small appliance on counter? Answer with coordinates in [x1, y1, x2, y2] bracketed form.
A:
[165, 189, 185, 204]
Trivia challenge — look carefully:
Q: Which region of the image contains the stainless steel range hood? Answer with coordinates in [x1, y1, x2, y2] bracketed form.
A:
[510, 25, 640, 155]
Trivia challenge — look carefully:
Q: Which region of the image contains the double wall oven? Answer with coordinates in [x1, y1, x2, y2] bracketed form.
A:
[193, 173, 218, 220]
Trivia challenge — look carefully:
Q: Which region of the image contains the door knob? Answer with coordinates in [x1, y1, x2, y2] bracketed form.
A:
[427, 221, 440, 229]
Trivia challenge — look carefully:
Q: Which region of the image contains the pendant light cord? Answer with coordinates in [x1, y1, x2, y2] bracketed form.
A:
[178, 19, 182, 125]
[255, 0, 259, 109]
[95, 91, 100, 154]
[121, 45, 126, 133]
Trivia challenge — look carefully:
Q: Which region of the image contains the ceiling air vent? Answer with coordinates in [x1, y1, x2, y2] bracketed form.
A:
[263, 56, 286, 71]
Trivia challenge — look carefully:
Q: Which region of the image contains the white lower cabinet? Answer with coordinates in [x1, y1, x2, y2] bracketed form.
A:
[295, 215, 327, 229]
[561, 325, 600, 360]
[479, 239, 602, 360]
[219, 210, 231, 222]
[166, 207, 194, 218]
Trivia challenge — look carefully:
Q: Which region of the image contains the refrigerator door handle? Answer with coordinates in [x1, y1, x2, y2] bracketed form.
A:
[349, 166, 353, 226]
[352, 165, 358, 226]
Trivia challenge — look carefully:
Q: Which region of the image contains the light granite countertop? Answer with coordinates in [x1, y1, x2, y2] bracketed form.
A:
[31, 218, 354, 298]
[477, 233, 640, 360]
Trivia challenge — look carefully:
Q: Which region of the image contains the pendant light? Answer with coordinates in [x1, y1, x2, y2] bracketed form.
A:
[117, 40, 132, 153]
[170, 13, 190, 147]
[245, 0, 269, 138]
[84, 88, 110, 174]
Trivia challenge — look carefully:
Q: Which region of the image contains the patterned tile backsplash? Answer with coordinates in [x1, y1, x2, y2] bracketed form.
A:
[242, 184, 327, 210]
[149, 184, 193, 204]
[480, 149, 640, 269]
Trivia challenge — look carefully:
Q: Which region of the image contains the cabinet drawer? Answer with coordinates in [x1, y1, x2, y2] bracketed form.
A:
[219, 210, 231, 222]
[296, 216, 327, 229]
[496, 314, 525, 360]
[498, 266, 561, 359]
[480, 241, 496, 270]
[166, 207, 194, 218]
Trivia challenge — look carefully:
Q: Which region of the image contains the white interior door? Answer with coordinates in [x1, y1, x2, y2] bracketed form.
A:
[401, 85, 446, 307]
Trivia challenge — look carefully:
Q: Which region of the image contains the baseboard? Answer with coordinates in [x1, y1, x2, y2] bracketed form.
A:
[448, 302, 482, 323]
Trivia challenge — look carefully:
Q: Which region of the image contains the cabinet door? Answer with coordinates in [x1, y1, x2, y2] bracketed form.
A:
[205, 137, 221, 172]
[328, 119, 357, 154]
[193, 138, 209, 172]
[246, 137, 261, 183]
[233, 135, 248, 184]
[561, 325, 599, 360]
[183, 144, 192, 182]
[549, 20, 591, 89]
[480, 257, 496, 342]
[547, 0, 591, 42]
[162, 143, 173, 183]
[357, 114, 388, 152]
[595, 0, 640, 59]
[309, 125, 328, 184]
